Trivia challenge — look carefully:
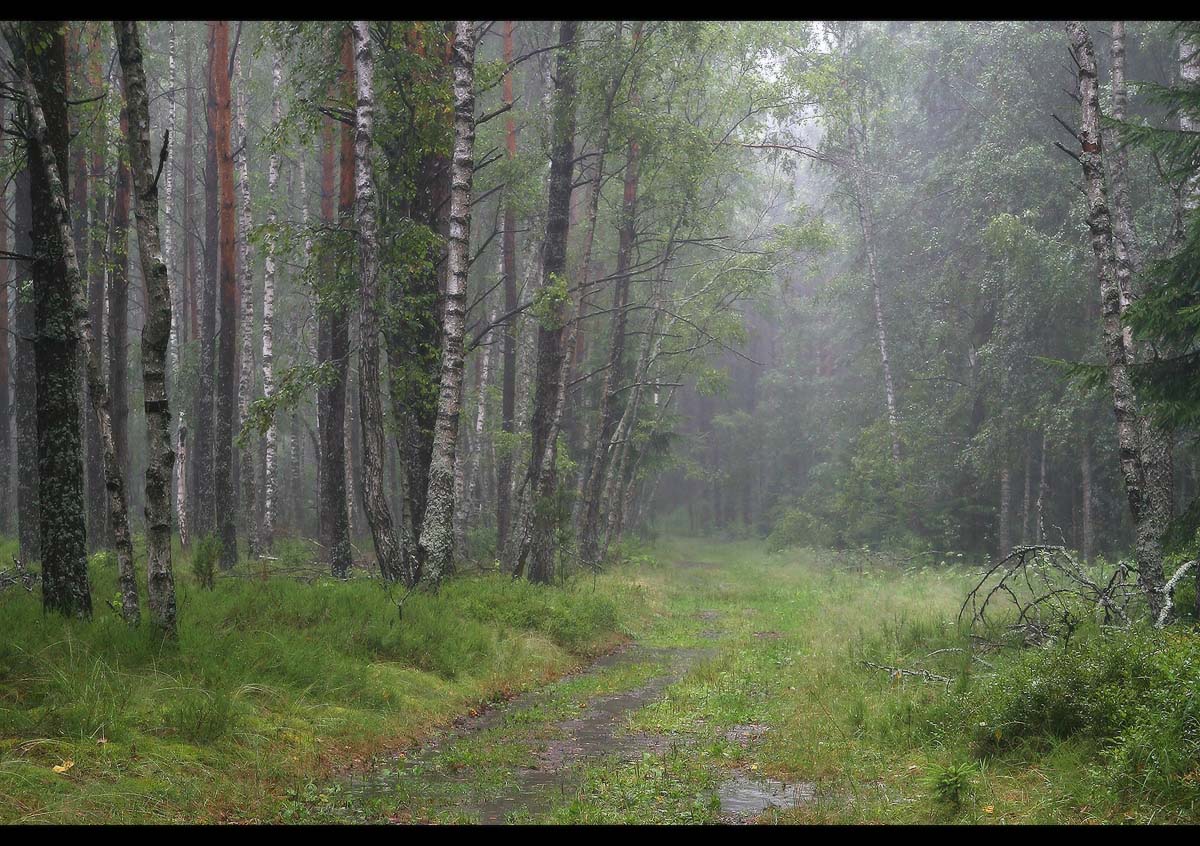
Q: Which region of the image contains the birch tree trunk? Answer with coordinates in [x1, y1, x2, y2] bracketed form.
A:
[418, 20, 476, 583]
[235, 54, 258, 557]
[352, 20, 404, 582]
[1067, 21, 1168, 620]
[1180, 31, 1200, 219]
[847, 120, 901, 464]
[115, 19, 179, 634]
[179, 32, 196, 546]
[110, 106, 131, 538]
[261, 51, 281, 552]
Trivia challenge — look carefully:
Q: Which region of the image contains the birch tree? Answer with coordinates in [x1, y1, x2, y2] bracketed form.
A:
[115, 18, 179, 634]
[1066, 21, 1169, 619]
[352, 20, 404, 582]
[418, 20, 476, 583]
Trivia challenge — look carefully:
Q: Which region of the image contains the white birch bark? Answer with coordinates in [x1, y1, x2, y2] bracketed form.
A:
[262, 50, 281, 551]
[351, 20, 404, 581]
[418, 20, 476, 582]
[235, 55, 258, 555]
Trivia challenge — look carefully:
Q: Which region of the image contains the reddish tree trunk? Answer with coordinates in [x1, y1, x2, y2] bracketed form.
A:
[212, 19, 239, 570]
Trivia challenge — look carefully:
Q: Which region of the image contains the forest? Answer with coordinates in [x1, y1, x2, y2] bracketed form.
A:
[2, 19, 1200, 825]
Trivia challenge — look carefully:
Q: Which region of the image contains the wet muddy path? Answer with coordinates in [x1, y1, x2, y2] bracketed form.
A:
[317, 568, 818, 824]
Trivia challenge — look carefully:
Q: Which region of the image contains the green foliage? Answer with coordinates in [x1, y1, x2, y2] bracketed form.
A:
[191, 534, 220, 590]
[766, 507, 835, 551]
[924, 760, 978, 805]
[531, 272, 570, 330]
[88, 550, 116, 570]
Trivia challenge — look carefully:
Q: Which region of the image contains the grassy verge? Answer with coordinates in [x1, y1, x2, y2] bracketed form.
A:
[586, 538, 1200, 824]
[6, 535, 1199, 824]
[0, 541, 646, 823]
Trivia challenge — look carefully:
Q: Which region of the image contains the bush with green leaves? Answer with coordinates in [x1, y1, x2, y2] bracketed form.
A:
[924, 760, 977, 805]
[766, 507, 836, 552]
[191, 534, 221, 590]
[940, 627, 1200, 805]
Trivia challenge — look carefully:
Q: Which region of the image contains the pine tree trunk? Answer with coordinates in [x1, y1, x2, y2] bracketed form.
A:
[579, 23, 642, 568]
[86, 37, 107, 547]
[318, 58, 351, 578]
[68, 28, 91, 549]
[194, 21, 220, 542]
[213, 19, 239, 570]
[115, 19, 179, 634]
[1035, 429, 1047, 543]
[496, 19, 518, 554]
[165, 23, 178, 376]
[418, 20, 476, 583]
[0, 103, 9, 537]
[14, 166, 40, 566]
[1081, 444, 1093, 563]
[999, 466, 1011, 559]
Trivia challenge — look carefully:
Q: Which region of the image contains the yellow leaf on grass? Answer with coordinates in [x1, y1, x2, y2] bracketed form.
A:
[983, 805, 994, 814]
[52, 759, 74, 774]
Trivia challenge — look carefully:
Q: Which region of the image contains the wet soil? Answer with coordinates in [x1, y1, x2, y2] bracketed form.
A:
[332, 612, 814, 823]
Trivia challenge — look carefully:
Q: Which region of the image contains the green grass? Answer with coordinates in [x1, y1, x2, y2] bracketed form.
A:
[0, 538, 644, 823]
[6, 533, 1200, 824]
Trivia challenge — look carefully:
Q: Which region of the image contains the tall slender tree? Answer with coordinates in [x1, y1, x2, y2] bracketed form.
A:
[14, 165, 40, 566]
[318, 36, 351, 578]
[418, 20, 477, 582]
[115, 18, 179, 634]
[510, 20, 580, 584]
[261, 50, 282, 552]
[213, 19, 239, 570]
[109, 105, 132, 531]
[1067, 20, 1171, 620]
[9, 21, 92, 617]
[352, 20, 403, 582]
[235, 53, 258, 556]
[496, 19, 519, 554]
[0, 102, 9, 536]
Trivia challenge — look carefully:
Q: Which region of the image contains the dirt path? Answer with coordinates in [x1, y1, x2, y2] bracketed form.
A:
[322, 590, 815, 824]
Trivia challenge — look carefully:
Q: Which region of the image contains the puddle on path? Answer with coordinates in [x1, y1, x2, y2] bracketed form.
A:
[715, 771, 816, 820]
[339, 644, 710, 824]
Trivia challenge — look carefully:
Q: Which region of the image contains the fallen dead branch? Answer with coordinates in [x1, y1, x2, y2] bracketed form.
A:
[862, 660, 952, 684]
[958, 545, 1138, 644]
[0, 556, 39, 593]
